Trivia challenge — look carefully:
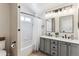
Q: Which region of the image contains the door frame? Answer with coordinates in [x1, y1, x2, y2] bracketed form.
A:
[17, 3, 21, 56]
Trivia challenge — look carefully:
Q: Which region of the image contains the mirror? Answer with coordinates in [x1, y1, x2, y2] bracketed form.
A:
[46, 18, 55, 33]
[59, 15, 74, 33]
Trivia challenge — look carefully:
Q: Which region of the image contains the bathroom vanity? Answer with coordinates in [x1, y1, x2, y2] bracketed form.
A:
[40, 15, 79, 56]
[40, 36, 79, 56]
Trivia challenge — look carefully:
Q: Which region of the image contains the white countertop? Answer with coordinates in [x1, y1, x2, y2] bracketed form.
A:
[40, 35, 79, 44]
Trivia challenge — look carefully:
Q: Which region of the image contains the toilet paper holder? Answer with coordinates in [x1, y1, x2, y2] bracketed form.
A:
[11, 41, 16, 48]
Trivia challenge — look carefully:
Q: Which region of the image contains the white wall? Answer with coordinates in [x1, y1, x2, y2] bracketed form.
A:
[10, 3, 18, 56]
[0, 3, 10, 55]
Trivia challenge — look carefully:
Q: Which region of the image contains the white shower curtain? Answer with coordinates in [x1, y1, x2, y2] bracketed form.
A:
[32, 18, 42, 51]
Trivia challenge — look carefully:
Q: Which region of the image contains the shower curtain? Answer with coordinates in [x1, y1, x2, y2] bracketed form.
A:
[32, 17, 42, 51]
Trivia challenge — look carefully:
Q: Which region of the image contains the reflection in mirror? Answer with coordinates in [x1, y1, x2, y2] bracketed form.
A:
[59, 15, 74, 33]
[46, 18, 55, 33]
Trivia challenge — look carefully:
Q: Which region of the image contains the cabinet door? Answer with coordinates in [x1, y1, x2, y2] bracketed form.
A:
[69, 44, 79, 56]
[45, 39, 50, 54]
[40, 38, 45, 52]
[58, 41, 67, 56]
[60, 45, 67, 56]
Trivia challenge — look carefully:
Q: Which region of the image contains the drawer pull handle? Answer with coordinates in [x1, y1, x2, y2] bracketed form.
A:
[53, 47, 55, 48]
[52, 52, 55, 54]
[53, 42, 55, 44]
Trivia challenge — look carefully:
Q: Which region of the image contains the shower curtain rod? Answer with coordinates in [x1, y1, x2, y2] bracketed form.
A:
[20, 12, 42, 19]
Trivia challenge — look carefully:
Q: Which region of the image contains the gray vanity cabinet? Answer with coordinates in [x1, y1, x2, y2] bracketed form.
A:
[58, 42, 67, 56]
[45, 39, 51, 54]
[68, 43, 79, 56]
[40, 38, 45, 52]
[40, 37, 79, 56]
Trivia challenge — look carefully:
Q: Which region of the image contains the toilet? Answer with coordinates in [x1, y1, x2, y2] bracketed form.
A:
[0, 50, 6, 56]
[0, 37, 6, 56]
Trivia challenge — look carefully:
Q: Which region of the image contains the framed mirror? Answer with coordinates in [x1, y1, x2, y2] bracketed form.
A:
[59, 15, 74, 33]
[46, 18, 55, 33]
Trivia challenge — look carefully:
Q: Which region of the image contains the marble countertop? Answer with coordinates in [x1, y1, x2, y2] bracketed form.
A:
[40, 35, 79, 44]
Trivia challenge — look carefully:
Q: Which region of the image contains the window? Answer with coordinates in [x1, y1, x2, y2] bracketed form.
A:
[21, 15, 32, 23]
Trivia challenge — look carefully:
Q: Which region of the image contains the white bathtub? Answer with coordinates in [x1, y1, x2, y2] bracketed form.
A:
[21, 44, 33, 56]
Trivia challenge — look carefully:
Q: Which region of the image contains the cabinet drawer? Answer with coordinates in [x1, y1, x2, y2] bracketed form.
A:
[51, 51, 57, 56]
[51, 44, 57, 51]
[51, 40, 58, 45]
[58, 41, 67, 45]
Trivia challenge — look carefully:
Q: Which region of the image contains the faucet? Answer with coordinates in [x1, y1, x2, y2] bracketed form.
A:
[65, 34, 67, 39]
[48, 33, 52, 36]
[62, 34, 67, 39]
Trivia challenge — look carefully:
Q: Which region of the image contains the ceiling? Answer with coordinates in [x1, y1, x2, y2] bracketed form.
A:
[20, 3, 75, 17]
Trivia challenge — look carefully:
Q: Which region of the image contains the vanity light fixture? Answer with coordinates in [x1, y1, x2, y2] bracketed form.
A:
[45, 5, 73, 18]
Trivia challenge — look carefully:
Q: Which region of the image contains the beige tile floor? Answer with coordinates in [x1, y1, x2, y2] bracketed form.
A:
[29, 51, 47, 56]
